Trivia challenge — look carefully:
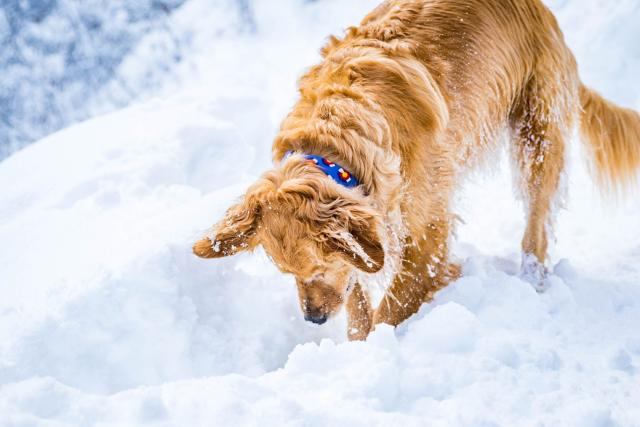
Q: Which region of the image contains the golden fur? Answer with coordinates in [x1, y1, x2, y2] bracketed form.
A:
[194, 0, 640, 340]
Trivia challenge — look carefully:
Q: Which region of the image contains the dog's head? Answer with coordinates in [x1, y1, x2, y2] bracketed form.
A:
[193, 157, 384, 324]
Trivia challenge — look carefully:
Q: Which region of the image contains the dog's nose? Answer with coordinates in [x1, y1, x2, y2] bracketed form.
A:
[304, 313, 328, 325]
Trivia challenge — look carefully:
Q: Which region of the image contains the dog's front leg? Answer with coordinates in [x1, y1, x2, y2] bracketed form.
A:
[373, 230, 460, 328]
[346, 282, 372, 341]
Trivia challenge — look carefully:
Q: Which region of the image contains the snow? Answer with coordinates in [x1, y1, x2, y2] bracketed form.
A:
[0, 0, 191, 158]
[1, 0, 640, 426]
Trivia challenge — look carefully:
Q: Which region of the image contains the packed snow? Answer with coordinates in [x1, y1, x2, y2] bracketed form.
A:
[1, 0, 640, 426]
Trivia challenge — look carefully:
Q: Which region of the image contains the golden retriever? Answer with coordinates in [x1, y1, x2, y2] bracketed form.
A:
[193, 0, 640, 341]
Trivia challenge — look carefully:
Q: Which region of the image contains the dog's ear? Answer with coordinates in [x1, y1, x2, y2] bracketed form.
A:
[324, 206, 385, 273]
[193, 199, 260, 259]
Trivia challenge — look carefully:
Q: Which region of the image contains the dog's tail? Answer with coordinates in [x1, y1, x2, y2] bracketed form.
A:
[579, 84, 640, 192]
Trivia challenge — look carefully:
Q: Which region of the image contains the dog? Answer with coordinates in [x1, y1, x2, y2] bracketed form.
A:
[193, 0, 640, 341]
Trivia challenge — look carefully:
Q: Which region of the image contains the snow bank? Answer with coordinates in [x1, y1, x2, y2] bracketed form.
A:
[1, 0, 639, 426]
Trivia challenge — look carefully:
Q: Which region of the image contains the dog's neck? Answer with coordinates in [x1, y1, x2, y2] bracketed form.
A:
[283, 151, 361, 189]
[273, 107, 403, 212]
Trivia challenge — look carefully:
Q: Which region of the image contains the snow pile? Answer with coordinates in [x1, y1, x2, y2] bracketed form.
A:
[1, 0, 639, 426]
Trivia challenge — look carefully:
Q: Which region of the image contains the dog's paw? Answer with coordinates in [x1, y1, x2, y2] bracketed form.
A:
[520, 253, 551, 293]
[348, 326, 369, 342]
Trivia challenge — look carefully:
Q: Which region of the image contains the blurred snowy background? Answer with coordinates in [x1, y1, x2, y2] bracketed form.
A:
[1, 1, 639, 425]
[2, 0, 639, 160]
[1, 0, 240, 157]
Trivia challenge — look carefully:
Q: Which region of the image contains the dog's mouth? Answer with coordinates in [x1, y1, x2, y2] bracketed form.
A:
[301, 294, 344, 325]
[304, 312, 329, 325]
[298, 278, 346, 326]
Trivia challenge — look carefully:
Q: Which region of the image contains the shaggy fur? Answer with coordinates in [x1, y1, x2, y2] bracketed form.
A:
[194, 0, 640, 340]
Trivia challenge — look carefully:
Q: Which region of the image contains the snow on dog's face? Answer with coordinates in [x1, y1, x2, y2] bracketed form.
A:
[193, 158, 384, 324]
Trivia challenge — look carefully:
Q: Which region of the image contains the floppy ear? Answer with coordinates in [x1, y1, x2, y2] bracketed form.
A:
[324, 209, 385, 273]
[193, 200, 260, 259]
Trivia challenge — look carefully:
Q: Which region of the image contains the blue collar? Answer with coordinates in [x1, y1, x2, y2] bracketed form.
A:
[284, 151, 360, 189]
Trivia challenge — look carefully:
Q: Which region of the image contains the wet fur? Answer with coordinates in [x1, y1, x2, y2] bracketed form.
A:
[194, 0, 640, 339]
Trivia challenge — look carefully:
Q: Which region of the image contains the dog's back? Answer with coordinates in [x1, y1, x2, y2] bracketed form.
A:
[349, 0, 579, 162]
[354, 0, 640, 188]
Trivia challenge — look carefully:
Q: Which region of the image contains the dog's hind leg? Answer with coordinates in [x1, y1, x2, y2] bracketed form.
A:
[510, 74, 576, 289]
